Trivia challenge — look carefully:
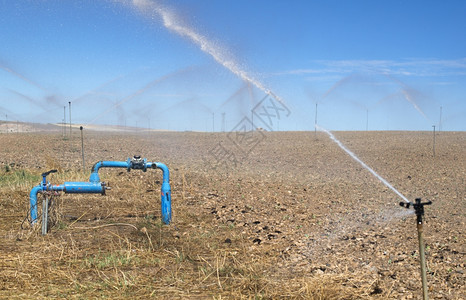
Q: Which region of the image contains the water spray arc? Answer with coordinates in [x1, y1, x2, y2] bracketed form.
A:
[316, 125, 410, 203]
[0, 64, 47, 92]
[129, 0, 287, 107]
[29, 156, 172, 235]
[86, 67, 191, 126]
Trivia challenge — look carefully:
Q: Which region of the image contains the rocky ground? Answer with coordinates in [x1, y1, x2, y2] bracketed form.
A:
[0, 130, 464, 299]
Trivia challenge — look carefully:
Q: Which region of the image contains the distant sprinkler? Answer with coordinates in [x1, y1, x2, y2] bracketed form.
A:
[80, 126, 85, 170]
[68, 101, 72, 138]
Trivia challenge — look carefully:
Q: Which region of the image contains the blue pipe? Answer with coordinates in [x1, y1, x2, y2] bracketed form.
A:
[153, 163, 171, 224]
[90, 161, 129, 182]
[64, 182, 105, 194]
[29, 157, 172, 226]
[29, 185, 43, 223]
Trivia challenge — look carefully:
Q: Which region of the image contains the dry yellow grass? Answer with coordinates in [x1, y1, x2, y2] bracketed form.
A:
[1, 167, 379, 299]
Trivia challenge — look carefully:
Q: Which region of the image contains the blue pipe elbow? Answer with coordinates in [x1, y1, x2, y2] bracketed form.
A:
[29, 185, 42, 224]
[90, 161, 129, 182]
[154, 162, 171, 224]
[154, 162, 169, 183]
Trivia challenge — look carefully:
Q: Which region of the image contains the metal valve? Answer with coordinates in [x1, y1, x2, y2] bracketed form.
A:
[41, 169, 57, 186]
[127, 155, 147, 172]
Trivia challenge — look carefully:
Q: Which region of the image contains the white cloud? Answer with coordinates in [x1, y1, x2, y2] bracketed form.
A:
[275, 58, 466, 78]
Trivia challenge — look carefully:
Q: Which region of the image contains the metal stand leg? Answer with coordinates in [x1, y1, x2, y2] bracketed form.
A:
[418, 223, 429, 300]
[41, 196, 48, 235]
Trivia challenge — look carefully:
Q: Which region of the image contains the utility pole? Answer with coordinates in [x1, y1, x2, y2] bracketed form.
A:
[5, 114, 8, 133]
[68, 101, 72, 138]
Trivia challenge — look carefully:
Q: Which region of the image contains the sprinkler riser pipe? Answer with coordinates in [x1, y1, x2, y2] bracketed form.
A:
[418, 223, 429, 300]
[80, 126, 85, 170]
[41, 197, 48, 235]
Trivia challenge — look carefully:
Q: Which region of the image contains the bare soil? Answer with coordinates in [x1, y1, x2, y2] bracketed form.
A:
[0, 130, 464, 299]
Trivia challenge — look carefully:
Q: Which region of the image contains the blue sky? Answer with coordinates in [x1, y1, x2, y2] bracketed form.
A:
[0, 0, 465, 131]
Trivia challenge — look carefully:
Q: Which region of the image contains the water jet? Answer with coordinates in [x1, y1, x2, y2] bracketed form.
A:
[316, 125, 410, 203]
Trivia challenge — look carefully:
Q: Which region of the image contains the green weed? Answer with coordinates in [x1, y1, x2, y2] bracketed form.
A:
[84, 252, 139, 269]
[0, 169, 40, 187]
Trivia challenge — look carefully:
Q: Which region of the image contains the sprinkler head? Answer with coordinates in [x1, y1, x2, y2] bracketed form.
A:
[400, 198, 432, 224]
[399, 201, 412, 209]
[413, 198, 432, 224]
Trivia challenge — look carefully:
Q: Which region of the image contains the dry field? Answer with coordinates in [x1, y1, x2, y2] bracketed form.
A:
[0, 130, 464, 299]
